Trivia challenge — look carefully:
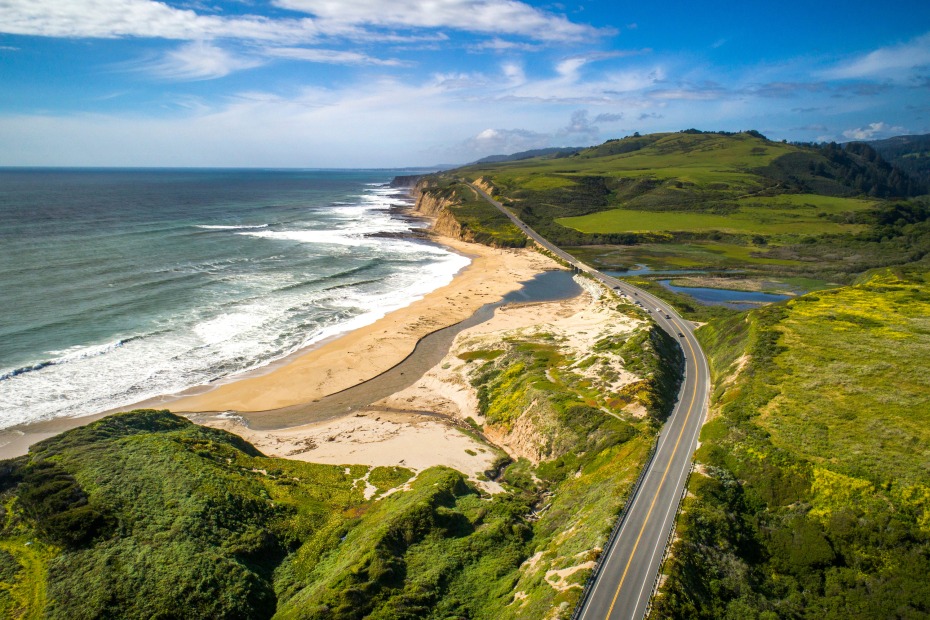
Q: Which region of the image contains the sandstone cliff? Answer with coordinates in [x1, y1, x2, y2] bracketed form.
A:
[410, 178, 473, 241]
[404, 176, 526, 248]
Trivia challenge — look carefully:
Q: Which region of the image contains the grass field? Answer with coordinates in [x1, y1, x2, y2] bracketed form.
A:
[569, 241, 808, 271]
[556, 194, 875, 236]
[760, 271, 930, 485]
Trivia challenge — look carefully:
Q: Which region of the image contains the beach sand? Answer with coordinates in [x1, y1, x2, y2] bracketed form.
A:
[165, 236, 557, 413]
[196, 410, 506, 494]
[200, 275, 644, 490]
[0, 235, 560, 460]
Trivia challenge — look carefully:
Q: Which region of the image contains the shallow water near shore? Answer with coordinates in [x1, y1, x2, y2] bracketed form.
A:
[0, 168, 457, 429]
[212, 269, 582, 430]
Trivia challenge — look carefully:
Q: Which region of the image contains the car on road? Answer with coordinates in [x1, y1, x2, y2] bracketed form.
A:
[665, 314, 671, 319]
[678, 332, 684, 337]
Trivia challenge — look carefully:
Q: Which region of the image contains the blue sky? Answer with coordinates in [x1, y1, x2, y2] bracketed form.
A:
[1, 0, 929, 167]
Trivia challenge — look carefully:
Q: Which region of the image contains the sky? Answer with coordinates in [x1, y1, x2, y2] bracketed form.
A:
[1, 0, 929, 167]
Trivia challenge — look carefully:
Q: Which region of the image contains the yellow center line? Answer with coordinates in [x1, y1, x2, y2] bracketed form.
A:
[604, 325, 699, 619]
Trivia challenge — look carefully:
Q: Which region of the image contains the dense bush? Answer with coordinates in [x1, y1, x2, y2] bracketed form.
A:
[652, 273, 930, 618]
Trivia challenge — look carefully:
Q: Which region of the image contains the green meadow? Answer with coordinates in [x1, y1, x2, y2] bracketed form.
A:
[556, 194, 875, 236]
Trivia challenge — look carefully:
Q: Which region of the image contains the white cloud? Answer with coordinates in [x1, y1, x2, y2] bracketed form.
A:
[468, 37, 541, 52]
[501, 62, 526, 86]
[0, 0, 322, 41]
[461, 126, 551, 155]
[264, 47, 406, 67]
[824, 32, 930, 80]
[144, 41, 264, 80]
[841, 121, 906, 141]
[272, 0, 601, 41]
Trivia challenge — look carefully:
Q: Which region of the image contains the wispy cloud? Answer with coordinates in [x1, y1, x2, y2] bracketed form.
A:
[0, 0, 323, 41]
[467, 37, 542, 53]
[144, 41, 264, 80]
[273, 0, 604, 42]
[593, 112, 624, 122]
[823, 32, 930, 80]
[650, 81, 726, 101]
[747, 81, 827, 98]
[557, 109, 601, 141]
[264, 47, 407, 67]
[0, 0, 600, 44]
[462, 127, 551, 155]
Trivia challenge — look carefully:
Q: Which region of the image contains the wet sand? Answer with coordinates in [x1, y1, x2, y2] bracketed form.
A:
[0, 236, 561, 459]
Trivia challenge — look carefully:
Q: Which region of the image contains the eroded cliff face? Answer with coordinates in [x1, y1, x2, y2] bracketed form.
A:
[410, 179, 472, 241]
[473, 176, 497, 196]
[411, 179, 454, 217]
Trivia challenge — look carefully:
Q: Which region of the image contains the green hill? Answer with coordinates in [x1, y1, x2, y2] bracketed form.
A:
[0, 293, 679, 619]
[869, 133, 930, 187]
[652, 269, 930, 618]
[411, 130, 928, 300]
[457, 131, 923, 245]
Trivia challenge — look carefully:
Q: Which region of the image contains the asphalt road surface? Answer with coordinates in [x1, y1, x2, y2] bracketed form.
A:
[468, 182, 710, 620]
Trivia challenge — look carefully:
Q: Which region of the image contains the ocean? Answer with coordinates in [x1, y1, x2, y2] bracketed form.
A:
[0, 168, 468, 429]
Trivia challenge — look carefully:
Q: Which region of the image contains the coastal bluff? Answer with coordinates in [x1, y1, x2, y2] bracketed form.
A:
[401, 175, 527, 248]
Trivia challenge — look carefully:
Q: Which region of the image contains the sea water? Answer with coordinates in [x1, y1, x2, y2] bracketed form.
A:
[0, 168, 467, 428]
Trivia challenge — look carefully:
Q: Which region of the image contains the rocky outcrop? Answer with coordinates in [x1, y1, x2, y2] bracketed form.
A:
[473, 176, 497, 196]
[411, 179, 455, 217]
[432, 208, 469, 240]
[389, 174, 422, 188]
[409, 178, 475, 241]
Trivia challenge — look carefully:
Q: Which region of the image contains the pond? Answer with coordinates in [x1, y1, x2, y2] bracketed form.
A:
[659, 279, 791, 310]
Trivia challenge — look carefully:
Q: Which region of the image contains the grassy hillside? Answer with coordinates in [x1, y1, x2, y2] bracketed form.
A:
[650, 270, 930, 618]
[425, 132, 930, 617]
[418, 177, 527, 247]
[411, 132, 927, 311]
[0, 286, 677, 619]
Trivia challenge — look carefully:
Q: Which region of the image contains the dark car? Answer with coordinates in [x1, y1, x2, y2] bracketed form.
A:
[678, 332, 684, 337]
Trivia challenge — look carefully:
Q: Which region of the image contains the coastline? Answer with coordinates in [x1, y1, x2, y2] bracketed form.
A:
[0, 233, 561, 459]
[164, 234, 558, 413]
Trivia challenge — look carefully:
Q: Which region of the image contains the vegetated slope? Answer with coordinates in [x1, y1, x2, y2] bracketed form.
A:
[869, 133, 930, 187]
[414, 176, 528, 247]
[0, 410, 394, 619]
[0, 288, 680, 619]
[650, 270, 930, 618]
[443, 130, 924, 248]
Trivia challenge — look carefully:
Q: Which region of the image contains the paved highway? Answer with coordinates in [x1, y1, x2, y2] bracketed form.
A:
[467, 182, 710, 619]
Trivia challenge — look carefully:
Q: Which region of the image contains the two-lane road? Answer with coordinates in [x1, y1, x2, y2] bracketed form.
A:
[467, 182, 710, 619]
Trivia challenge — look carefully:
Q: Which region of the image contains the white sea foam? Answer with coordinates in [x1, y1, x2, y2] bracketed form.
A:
[0, 181, 470, 430]
[195, 224, 269, 230]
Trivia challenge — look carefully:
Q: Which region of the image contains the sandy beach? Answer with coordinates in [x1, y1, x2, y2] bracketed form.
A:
[197, 275, 645, 492]
[0, 234, 560, 460]
[165, 235, 558, 413]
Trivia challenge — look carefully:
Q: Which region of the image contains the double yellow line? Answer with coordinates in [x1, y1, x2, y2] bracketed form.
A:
[604, 326, 700, 619]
